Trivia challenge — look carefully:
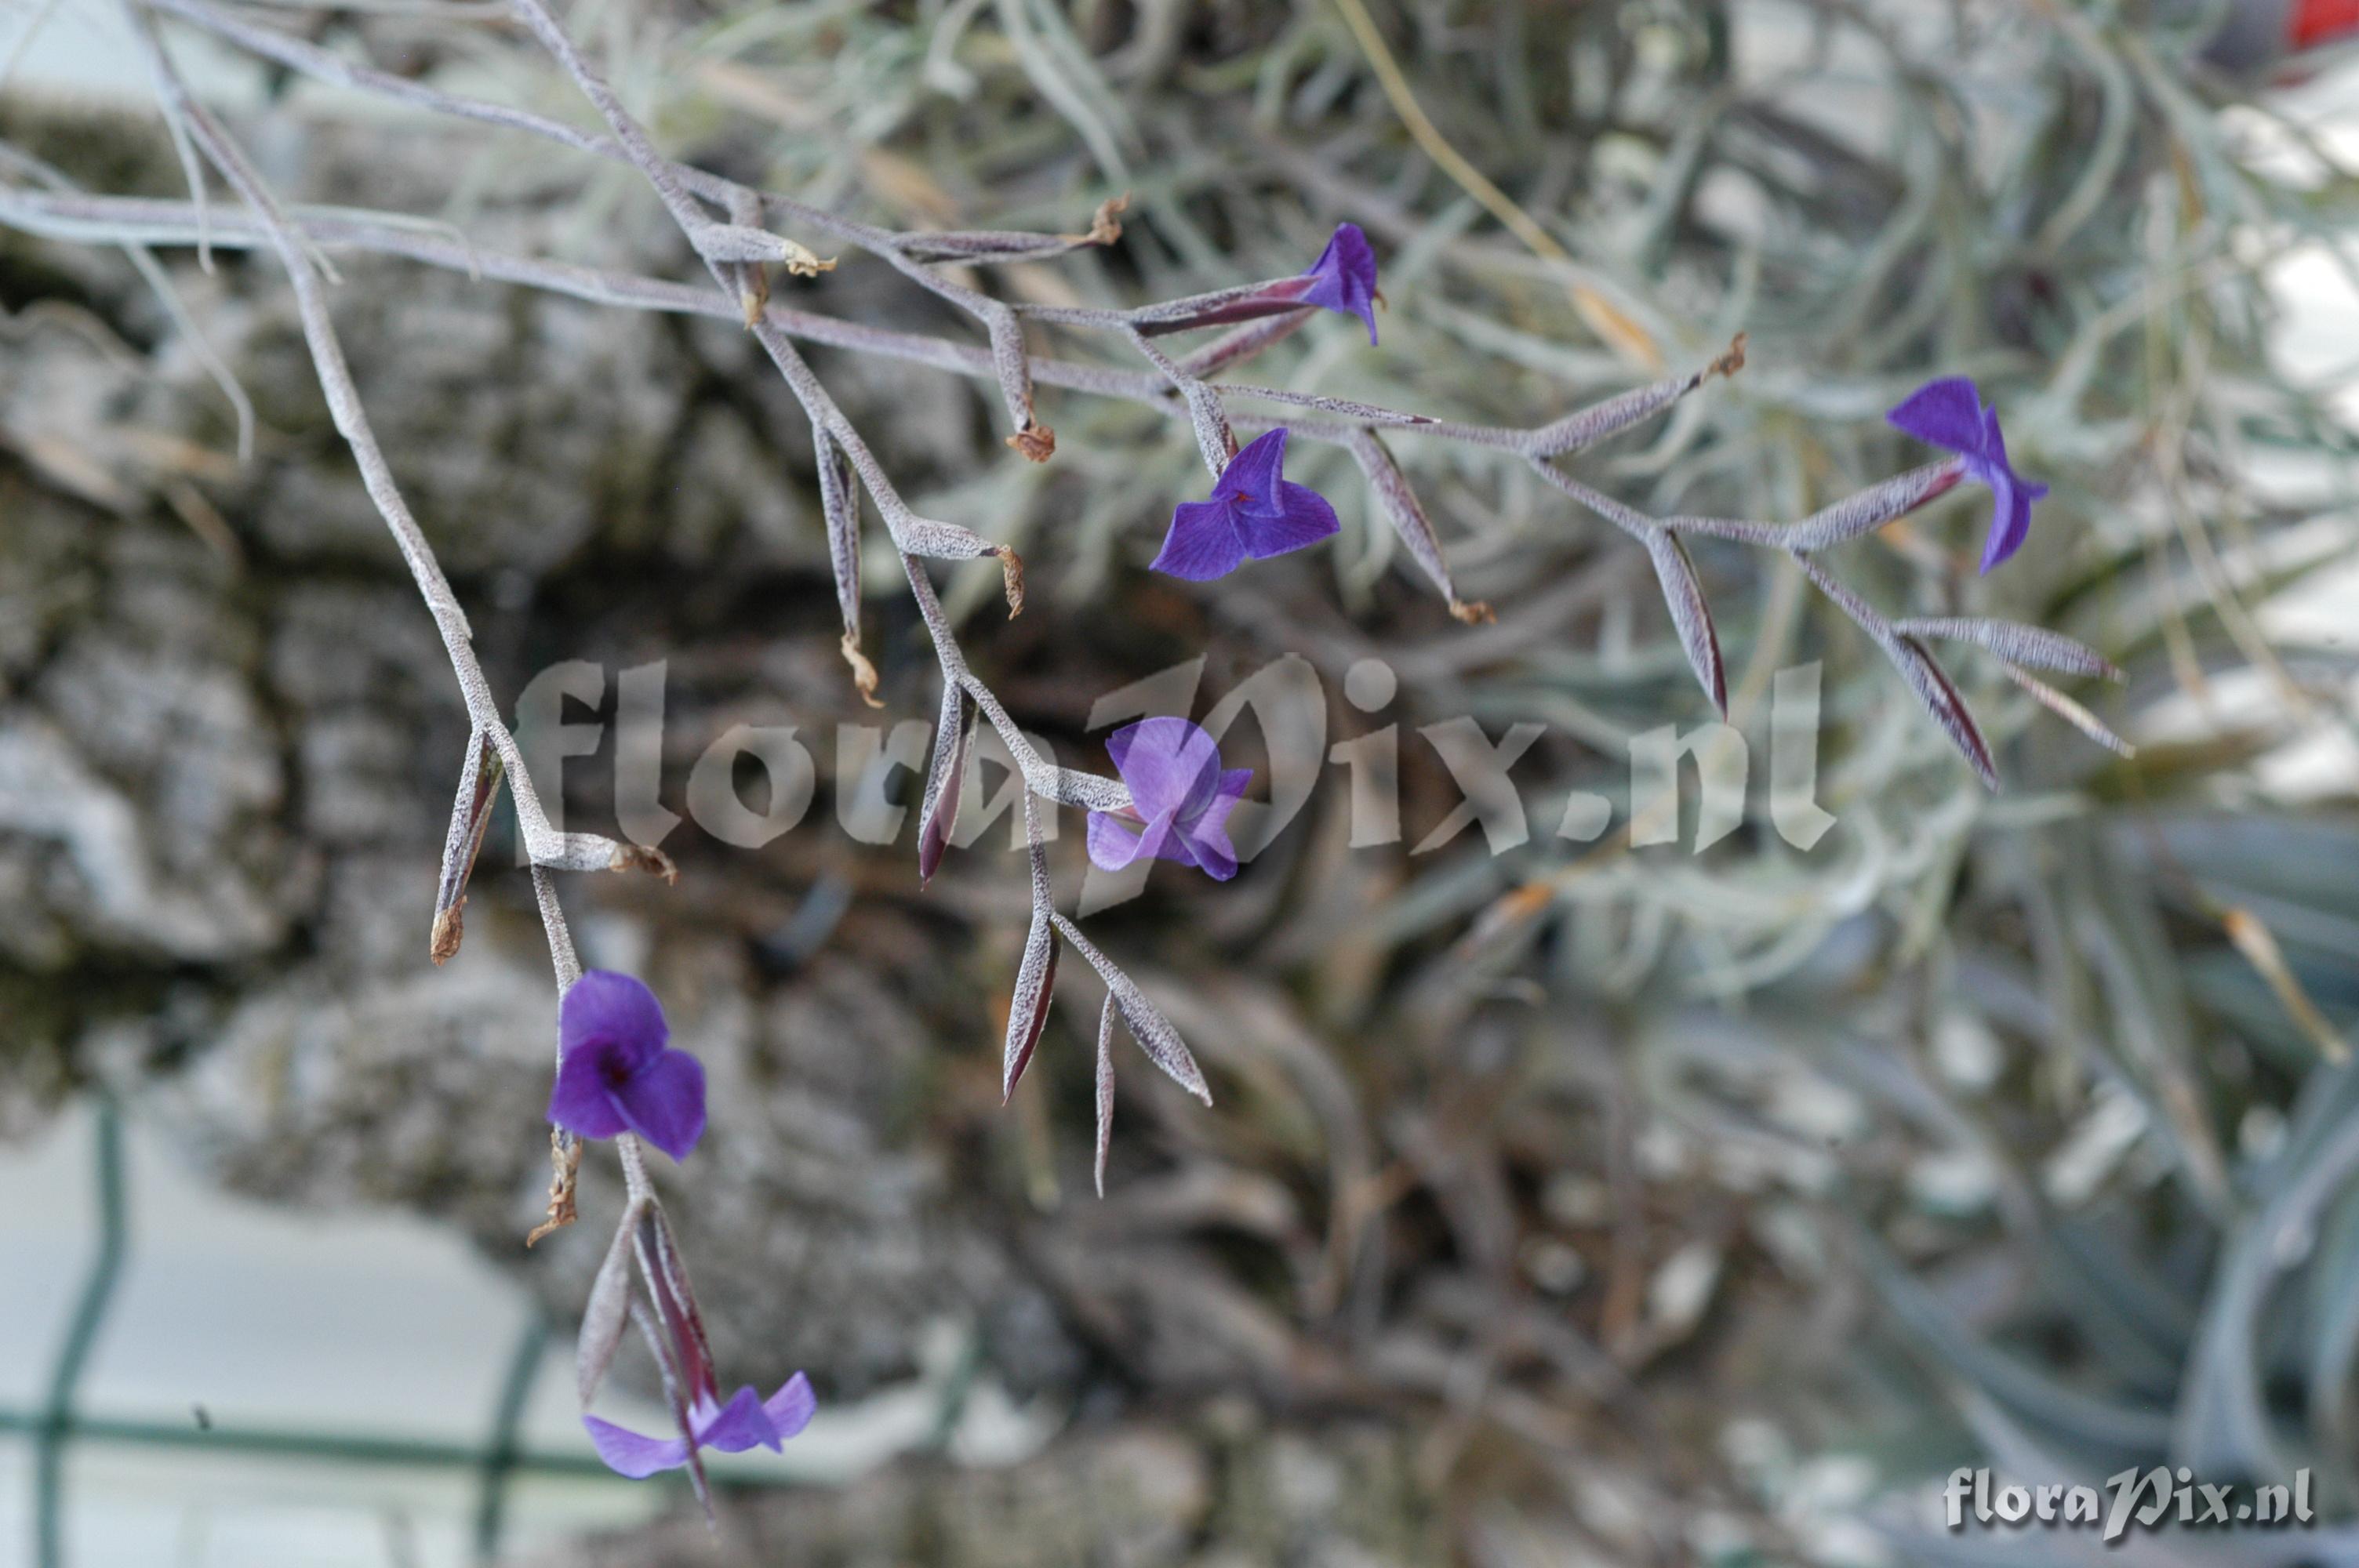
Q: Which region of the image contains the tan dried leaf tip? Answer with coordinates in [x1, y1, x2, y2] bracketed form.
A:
[610, 841, 680, 884]
[525, 1132, 583, 1248]
[1710, 332, 1747, 381]
[841, 630, 885, 709]
[778, 237, 837, 278]
[739, 265, 770, 328]
[1073, 193, 1129, 247]
[997, 546, 1027, 617]
[1449, 598, 1496, 625]
[429, 900, 465, 966]
[1007, 423, 1056, 463]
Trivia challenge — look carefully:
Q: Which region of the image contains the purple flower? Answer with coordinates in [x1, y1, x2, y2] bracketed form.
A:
[1150, 428, 1339, 582]
[1885, 376, 2050, 573]
[547, 971, 707, 1161]
[584, 1375, 815, 1479]
[1085, 717, 1252, 881]
[1296, 222, 1379, 343]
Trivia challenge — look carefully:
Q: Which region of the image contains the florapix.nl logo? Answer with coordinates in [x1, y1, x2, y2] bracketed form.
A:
[1943, 1466, 2316, 1544]
[508, 652, 1848, 907]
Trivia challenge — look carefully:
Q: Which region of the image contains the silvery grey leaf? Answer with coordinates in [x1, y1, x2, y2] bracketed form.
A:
[1003, 895, 1058, 1100]
[1349, 428, 1465, 613]
[985, 312, 1049, 459]
[629, 1298, 713, 1519]
[1118, 278, 1304, 336]
[1179, 310, 1311, 377]
[637, 1205, 718, 1403]
[1899, 617, 2123, 680]
[574, 1197, 644, 1406]
[431, 728, 502, 965]
[814, 423, 860, 634]
[897, 198, 1121, 263]
[1781, 462, 1963, 552]
[1525, 367, 1707, 456]
[1885, 634, 1999, 788]
[2000, 662, 2135, 757]
[1052, 914, 1211, 1104]
[1094, 993, 1117, 1197]
[1645, 528, 1726, 716]
[918, 684, 969, 886]
[1228, 386, 1434, 427]
[1040, 766, 1131, 814]
[900, 517, 1003, 561]
[1004, 794, 1058, 1098]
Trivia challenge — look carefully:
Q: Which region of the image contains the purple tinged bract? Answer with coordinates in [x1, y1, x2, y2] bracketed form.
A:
[1086, 717, 1251, 881]
[1296, 222, 1380, 343]
[1885, 376, 2049, 573]
[583, 1374, 816, 1478]
[547, 970, 707, 1161]
[1150, 428, 1339, 582]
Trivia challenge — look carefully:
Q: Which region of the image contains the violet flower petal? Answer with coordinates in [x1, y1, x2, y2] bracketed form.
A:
[1085, 811, 1145, 872]
[1173, 823, 1238, 881]
[1885, 376, 1986, 452]
[1219, 428, 1289, 503]
[1106, 717, 1224, 819]
[547, 1036, 634, 1140]
[1241, 481, 1339, 561]
[1297, 222, 1379, 344]
[763, 1374, 818, 1439]
[1885, 376, 2049, 575]
[582, 1415, 691, 1478]
[560, 970, 667, 1065]
[1088, 720, 1251, 880]
[1086, 807, 1182, 873]
[1151, 429, 1338, 582]
[1150, 498, 1248, 580]
[696, 1385, 782, 1454]
[612, 1047, 707, 1161]
[1977, 468, 2046, 574]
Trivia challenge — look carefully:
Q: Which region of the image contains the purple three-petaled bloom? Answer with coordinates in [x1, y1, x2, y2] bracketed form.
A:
[1150, 428, 1339, 582]
[584, 1374, 816, 1479]
[547, 970, 707, 1161]
[1086, 717, 1252, 881]
[1885, 376, 2050, 573]
[1296, 221, 1379, 343]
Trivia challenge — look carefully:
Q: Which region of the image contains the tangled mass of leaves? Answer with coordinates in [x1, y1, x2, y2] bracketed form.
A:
[6, 0, 2359, 1559]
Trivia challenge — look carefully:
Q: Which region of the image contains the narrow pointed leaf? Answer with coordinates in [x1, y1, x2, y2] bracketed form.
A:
[1899, 617, 2122, 681]
[1122, 276, 1318, 336]
[575, 1198, 645, 1406]
[1885, 634, 1999, 787]
[1644, 528, 1726, 715]
[1781, 461, 1965, 551]
[1002, 909, 1057, 1100]
[1179, 310, 1313, 377]
[630, 1299, 712, 1519]
[431, 729, 503, 964]
[1052, 915, 1211, 1104]
[1525, 364, 1710, 456]
[636, 1207, 718, 1406]
[1350, 428, 1482, 618]
[900, 517, 1003, 562]
[1003, 794, 1057, 1098]
[918, 685, 969, 886]
[813, 425, 877, 705]
[2001, 661, 2135, 757]
[1094, 994, 1117, 1197]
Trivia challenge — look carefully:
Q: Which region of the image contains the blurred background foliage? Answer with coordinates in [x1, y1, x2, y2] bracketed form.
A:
[6, 0, 2359, 1562]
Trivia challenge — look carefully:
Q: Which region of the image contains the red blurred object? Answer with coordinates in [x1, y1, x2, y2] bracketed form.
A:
[2293, 0, 2359, 48]
[2208, 0, 2359, 71]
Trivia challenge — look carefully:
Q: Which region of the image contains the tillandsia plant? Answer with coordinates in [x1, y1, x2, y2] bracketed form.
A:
[5, 0, 2347, 1539]
[2, 0, 2117, 1495]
